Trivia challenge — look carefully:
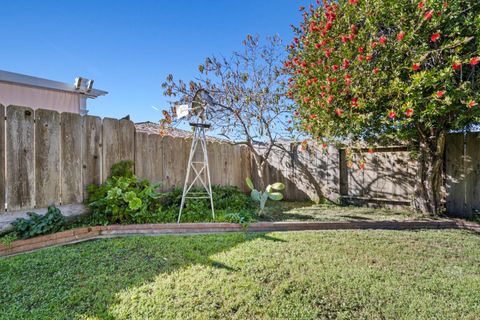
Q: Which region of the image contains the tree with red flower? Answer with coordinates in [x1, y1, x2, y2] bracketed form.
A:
[287, 0, 480, 214]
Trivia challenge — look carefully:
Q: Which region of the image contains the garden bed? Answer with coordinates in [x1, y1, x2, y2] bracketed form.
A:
[1, 219, 472, 257]
[1, 229, 479, 319]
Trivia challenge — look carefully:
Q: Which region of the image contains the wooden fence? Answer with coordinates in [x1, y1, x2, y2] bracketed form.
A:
[1, 104, 479, 217]
[0, 105, 251, 212]
[446, 133, 480, 218]
[340, 147, 417, 206]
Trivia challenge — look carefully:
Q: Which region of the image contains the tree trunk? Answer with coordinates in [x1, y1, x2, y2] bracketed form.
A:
[413, 131, 446, 214]
[251, 151, 267, 191]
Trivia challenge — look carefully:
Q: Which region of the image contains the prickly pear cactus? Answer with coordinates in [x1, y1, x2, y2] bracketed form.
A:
[246, 178, 285, 213]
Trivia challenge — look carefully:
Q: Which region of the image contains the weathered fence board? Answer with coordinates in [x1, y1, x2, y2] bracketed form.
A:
[445, 132, 480, 218]
[0, 105, 5, 211]
[162, 135, 181, 190]
[6, 105, 35, 211]
[102, 118, 135, 180]
[445, 133, 465, 216]
[35, 109, 61, 207]
[135, 132, 163, 184]
[465, 133, 480, 214]
[82, 115, 103, 189]
[61, 113, 83, 204]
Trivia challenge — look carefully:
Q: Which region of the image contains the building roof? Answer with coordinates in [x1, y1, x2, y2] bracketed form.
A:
[0, 70, 108, 98]
[135, 121, 228, 143]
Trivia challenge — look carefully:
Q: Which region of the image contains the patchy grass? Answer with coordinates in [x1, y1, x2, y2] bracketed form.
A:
[1, 230, 479, 319]
[259, 201, 438, 222]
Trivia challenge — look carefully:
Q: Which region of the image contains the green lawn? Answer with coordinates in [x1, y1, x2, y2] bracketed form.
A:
[1, 230, 479, 320]
[259, 201, 439, 222]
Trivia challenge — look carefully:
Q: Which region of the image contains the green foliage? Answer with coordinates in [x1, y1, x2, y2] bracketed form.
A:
[110, 160, 135, 178]
[157, 186, 257, 224]
[288, 0, 480, 146]
[246, 177, 285, 213]
[0, 233, 18, 248]
[86, 175, 162, 224]
[85, 161, 256, 225]
[11, 206, 65, 240]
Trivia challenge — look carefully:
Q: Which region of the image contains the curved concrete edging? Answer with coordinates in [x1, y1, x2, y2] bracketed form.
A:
[1, 220, 478, 258]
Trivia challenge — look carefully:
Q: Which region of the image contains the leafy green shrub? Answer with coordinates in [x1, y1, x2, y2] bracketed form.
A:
[11, 206, 65, 240]
[85, 161, 256, 225]
[155, 186, 257, 224]
[110, 160, 134, 178]
[86, 176, 162, 224]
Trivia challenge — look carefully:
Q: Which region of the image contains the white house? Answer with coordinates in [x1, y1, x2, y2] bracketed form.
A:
[0, 70, 107, 115]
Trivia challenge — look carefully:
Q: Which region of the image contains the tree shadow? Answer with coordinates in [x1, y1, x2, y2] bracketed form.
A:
[0, 232, 283, 320]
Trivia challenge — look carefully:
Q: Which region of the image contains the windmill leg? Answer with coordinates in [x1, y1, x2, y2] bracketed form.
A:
[202, 129, 215, 219]
[178, 127, 199, 223]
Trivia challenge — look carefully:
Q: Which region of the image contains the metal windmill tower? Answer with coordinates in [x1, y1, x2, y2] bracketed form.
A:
[177, 89, 215, 223]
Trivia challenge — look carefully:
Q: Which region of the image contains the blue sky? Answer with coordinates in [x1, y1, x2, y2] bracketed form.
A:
[1, 0, 304, 122]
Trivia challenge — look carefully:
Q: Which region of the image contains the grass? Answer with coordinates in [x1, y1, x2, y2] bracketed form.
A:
[1, 230, 479, 319]
[259, 201, 438, 222]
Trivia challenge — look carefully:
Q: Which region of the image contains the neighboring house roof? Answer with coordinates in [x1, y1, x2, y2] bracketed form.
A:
[135, 121, 228, 143]
[0, 70, 108, 98]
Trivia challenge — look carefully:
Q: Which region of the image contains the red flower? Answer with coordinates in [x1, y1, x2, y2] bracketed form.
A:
[424, 10, 434, 20]
[366, 55, 373, 61]
[341, 35, 349, 43]
[342, 59, 350, 69]
[327, 95, 335, 104]
[412, 63, 421, 71]
[309, 114, 317, 120]
[359, 162, 365, 170]
[368, 148, 375, 154]
[471, 57, 480, 65]
[371, 41, 378, 49]
[373, 67, 380, 74]
[348, 0, 358, 4]
[344, 74, 352, 86]
[431, 33, 441, 42]
[405, 108, 414, 117]
[389, 111, 397, 119]
[379, 36, 387, 44]
[418, 1, 424, 9]
[294, 37, 299, 44]
[332, 64, 339, 71]
[293, 111, 300, 117]
[468, 100, 478, 108]
[436, 91, 445, 98]
[357, 55, 364, 62]
[396, 31, 405, 41]
[303, 97, 311, 103]
[358, 47, 365, 53]
[335, 108, 344, 116]
[452, 62, 462, 70]
[351, 97, 359, 107]
[351, 24, 358, 34]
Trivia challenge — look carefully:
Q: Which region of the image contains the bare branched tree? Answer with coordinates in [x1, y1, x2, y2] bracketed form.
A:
[161, 35, 326, 198]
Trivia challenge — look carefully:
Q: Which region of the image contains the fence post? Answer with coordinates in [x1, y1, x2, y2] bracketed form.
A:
[0, 105, 4, 211]
[339, 149, 349, 197]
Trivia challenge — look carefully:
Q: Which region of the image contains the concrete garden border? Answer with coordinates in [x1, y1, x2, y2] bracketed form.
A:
[1, 220, 478, 257]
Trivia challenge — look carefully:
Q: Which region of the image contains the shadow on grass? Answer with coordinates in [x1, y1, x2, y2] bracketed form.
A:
[0, 232, 283, 320]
